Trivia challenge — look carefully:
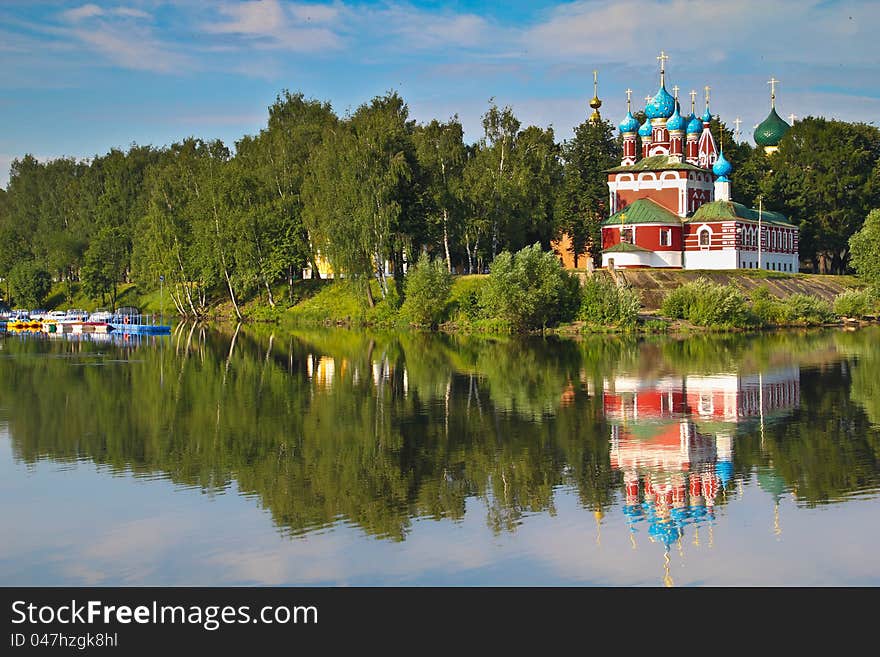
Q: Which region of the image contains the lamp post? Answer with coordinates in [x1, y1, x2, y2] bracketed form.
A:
[159, 274, 164, 325]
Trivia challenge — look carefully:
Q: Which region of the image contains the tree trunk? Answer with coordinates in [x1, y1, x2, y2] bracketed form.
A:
[365, 280, 375, 308]
[443, 209, 452, 273]
[288, 264, 295, 303]
[309, 252, 321, 280]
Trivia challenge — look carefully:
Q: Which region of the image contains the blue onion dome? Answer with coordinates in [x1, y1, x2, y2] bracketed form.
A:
[619, 110, 640, 134]
[645, 84, 676, 119]
[687, 113, 702, 135]
[712, 150, 732, 181]
[666, 102, 685, 132]
[701, 106, 713, 123]
[638, 116, 653, 137]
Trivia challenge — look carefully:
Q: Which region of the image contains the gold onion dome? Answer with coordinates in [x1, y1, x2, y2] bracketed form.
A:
[588, 70, 602, 123]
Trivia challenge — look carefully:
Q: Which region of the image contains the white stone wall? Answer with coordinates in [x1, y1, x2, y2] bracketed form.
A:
[735, 250, 798, 272]
[602, 249, 682, 269]
[682, 249, 739, 270]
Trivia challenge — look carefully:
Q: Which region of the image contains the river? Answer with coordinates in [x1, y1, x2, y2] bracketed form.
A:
[1, 325, 878, 586]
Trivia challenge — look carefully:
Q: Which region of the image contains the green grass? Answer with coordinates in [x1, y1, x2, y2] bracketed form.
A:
[38, 282, 173, 318]
[285, 279, 393, 325]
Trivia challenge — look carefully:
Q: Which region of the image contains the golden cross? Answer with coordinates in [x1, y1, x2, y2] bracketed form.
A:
[704, 85, 711, 108]
[734, 117, 742, 140]
[788, 113, 797, 123]
[672, 85, 679, 100]
[625, 87, 633, 111]
[689, 89, 697, 113]
[657, 50, 669, 72]
[768, 77, 779, 107]
[593, 69, 599, 96]
[657, 50, 668, 85]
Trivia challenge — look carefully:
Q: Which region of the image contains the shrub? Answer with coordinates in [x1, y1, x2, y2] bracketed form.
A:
[834, 288, 877, 318]
[660, 279, 701, 319]
[783, 293, 836, 325]
[480, 243, 580, 330]
[400, 254, 452, 326]
[447, 275, 488, 322]
[579, 275, 641, 327]
[661, 277, 753, 328]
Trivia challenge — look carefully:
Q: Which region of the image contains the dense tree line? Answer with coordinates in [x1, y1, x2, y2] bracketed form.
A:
[1, 89, 878, 313]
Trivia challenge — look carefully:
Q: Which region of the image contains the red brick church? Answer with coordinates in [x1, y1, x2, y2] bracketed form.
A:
[559, 53, 799, 272]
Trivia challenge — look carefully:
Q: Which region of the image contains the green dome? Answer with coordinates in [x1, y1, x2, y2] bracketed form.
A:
[753, 107, 790, 147]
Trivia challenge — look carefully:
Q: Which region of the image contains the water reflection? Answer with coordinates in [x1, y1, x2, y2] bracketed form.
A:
[2, 326, 880, 584]
[604, 367, 802, 582]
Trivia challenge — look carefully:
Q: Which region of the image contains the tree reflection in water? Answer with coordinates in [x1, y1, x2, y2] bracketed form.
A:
[2, 326, 879, 556]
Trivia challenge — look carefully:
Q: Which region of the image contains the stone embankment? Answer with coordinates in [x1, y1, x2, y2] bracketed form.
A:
[577, 269, 859, 310]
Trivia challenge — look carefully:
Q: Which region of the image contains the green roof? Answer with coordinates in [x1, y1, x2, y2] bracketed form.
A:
[606, 155, 708, 173]
[602, 198, 683, 227]
[686, 200, 795, 227]
[603, 242, 651, 253]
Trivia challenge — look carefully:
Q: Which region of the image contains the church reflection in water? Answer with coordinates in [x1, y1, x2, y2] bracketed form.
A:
[602, 367, 800, 572]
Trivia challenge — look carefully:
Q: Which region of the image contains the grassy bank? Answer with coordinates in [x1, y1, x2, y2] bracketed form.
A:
[39, 282, 167, 315]
[32, 267, 877, 336]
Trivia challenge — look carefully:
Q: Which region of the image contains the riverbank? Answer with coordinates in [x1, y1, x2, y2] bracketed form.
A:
[271, 271, 872, 335]
[36, 269, 875, 335]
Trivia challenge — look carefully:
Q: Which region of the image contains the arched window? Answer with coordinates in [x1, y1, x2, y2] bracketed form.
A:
[699, 229, 710, 247]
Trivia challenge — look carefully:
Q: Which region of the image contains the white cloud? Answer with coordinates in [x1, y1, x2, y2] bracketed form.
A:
[523, 0, 880, 67]
[288, 2, 340, 24]
[112, 7, 151, 19]
[377, 5, 492, 50]
[202, 0, 342, 51]
[69, 25, 192, 73]
[60, 3, 104, 22]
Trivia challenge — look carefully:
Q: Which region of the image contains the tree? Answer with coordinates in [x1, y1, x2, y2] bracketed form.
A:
[8, 260, 52, 308]
[762, 117, 880, 273]
[849, 208, 880, 288]
[473, 102, 520, 260]
[303, 91, 424, 305]
[413, 117, 466, 272]
[232, 91, 337, 299]
[556, 118, 620, 266]
[81, 225, 128, 310]
[132, 139, 231, 318]
[731, 142, 772, 209]
[514, 125, 563, 250]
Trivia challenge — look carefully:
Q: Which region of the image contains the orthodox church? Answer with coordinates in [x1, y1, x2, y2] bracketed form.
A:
[591, 54, 799, 271]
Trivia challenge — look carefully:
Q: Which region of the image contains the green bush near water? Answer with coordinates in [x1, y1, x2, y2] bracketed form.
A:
[661, 278, 838, 328]
[400, 255, 453, 327]
[661, 277, 754, 328]
[834, 287, 879, 318]
[480, 243, 580, 331]
[579, 276, 641, 328]
[446, 275, 488, 323]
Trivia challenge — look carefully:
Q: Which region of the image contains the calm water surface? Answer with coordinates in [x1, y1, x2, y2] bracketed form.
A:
[2, 325, 879, 586]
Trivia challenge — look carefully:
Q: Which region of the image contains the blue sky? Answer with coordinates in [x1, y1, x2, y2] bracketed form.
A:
[1, 0, 878, 188]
